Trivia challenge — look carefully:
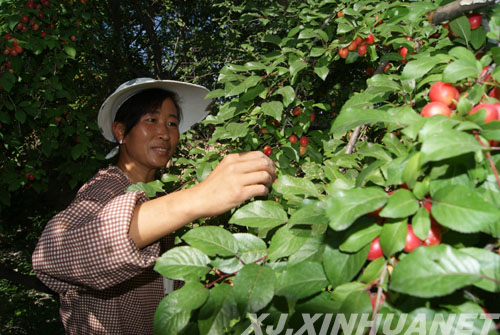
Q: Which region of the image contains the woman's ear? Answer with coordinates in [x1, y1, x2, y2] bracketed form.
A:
[112, 122, 126, 144]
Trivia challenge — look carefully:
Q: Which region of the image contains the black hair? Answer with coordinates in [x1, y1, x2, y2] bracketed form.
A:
[114, 88, 183, 137]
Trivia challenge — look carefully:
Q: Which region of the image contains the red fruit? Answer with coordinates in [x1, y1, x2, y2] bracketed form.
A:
[21, 16, 29, 23]
[288, 134, 298, 143]
[470, 103, 499, 123]
[272, 119, 279, 127]
[467, 13, 482, 30]
[424, 220, 442, 246]
[365, 66, 375, 76]
[367, 237, 384, 260]
[489, 87, 500, 100]
[429, 81, 460, 108]
[421, 102, 451, 117]
[16, 23, 24, 30]
[14, 45, 23, 54]
[339, 47, 349, 59]
[370, 292, 386, 310]
[357, 44, 367, 56]
[26, 0, 35, 9]
[299, 136, 309, 147]
[263, 145, 273, 157]
[384, 63, 392, 72]
[404, 225, 423, 252]
[310, 113, 315, 122]
[337, 11, 344, 18]
[398, 47, 408, 59]
[423, 199, 432, 213]
[347, 40, 358, 51]
[32, 23, 39, 31]
[38, 11, 44, 18]
[366, 34, 375, 45]
[25, 173, 35, 181]
[292, 106, 302, 116]
[70, 35, 77, 42]
[299, 146, 307, 156]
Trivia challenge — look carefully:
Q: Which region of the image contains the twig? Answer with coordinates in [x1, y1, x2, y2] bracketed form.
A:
[345, 125, 362, 154]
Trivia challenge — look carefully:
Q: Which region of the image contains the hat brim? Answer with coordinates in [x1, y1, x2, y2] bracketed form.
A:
[98, 79, 212, 142]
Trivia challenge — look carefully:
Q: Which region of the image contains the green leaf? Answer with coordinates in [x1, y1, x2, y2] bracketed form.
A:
[229, 200, 288, 229]
[127, 180, 164, 197]
[339, 220, 382, 253]
[338, 290, 372, 320]
[211, 233, 267, 274]
[450, 16, 471, 42]
[233, 263, 276, 314]
[273, 175, 319, 198]
[289, 200, 328, 227]
[154, 246, 210, 281]
[290, 59, 308, 77]
[261, 101, 284, 121]
[262, 34, 281, 45]
[154, 282, 208, 335]
[274, 86, 295, 107]
[198, 283, 238, 335]
[326, 187, 388, 231]
[268, 225, 309, 260]
[432, 185, 500, 234]
[442, 47, 481, 83]
[379, 189, 419, 218]
[420, 129, 483, 164]
[323, 244, 369, 287]
[360, 257, 385, 284]
[0, 71, 16, 92]
[390, 245, 481, 298]
[275, 261, 328, 300]
[401, 54, 450, 80]
[182, 226, 238, 257]
[412, 207, 431, 241]
[379, 219, 407, 257]
[64, 46, 76, 59]
[461, 247, 500, 292]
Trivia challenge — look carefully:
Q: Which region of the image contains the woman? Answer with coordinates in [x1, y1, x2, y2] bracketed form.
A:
[32, 78, 276, 334]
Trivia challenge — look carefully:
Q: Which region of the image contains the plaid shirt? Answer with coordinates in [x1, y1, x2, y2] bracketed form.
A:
[32, 166, 175, 334]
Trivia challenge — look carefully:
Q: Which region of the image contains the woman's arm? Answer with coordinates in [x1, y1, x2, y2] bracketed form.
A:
[128, 151, 276, 248]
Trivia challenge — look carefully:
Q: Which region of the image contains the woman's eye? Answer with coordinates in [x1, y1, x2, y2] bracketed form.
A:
[168, 121, 178, 127]
[145, 117, 156, 122]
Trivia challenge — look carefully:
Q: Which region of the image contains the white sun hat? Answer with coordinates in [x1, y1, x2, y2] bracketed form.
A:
[98, 77, 212, 143]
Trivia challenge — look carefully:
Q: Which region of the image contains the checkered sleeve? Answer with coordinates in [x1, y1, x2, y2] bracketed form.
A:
[32, 190, 160, 292]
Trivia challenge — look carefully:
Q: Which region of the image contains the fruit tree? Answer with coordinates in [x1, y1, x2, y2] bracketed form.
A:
[151, 0, 500, 334]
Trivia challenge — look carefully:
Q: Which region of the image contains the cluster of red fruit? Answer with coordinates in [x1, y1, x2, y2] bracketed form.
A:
[339, 34, 375, 59]
[422, 80, 500, 129]
[16, 0, 52, 36]
[3, 35, 23, 56]
[262, 106, 312, 157]
[367, 195, 442, 261]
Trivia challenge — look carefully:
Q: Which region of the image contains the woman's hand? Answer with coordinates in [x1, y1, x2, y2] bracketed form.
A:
[128, 151, 276, 248]
[192, 150, 277, 217]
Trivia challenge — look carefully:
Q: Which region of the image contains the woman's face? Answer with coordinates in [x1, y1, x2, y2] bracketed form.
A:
[120, 98, 180, 173]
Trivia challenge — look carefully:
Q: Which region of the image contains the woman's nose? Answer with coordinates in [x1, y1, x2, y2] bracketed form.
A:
[158, 123, 171, 140]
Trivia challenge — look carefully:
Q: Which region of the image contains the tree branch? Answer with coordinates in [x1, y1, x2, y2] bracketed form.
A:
[0, 265, 56, 296]
[428, 0, 499, 25]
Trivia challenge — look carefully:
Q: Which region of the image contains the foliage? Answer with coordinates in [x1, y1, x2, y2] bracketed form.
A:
[152, 1, 500, 334]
